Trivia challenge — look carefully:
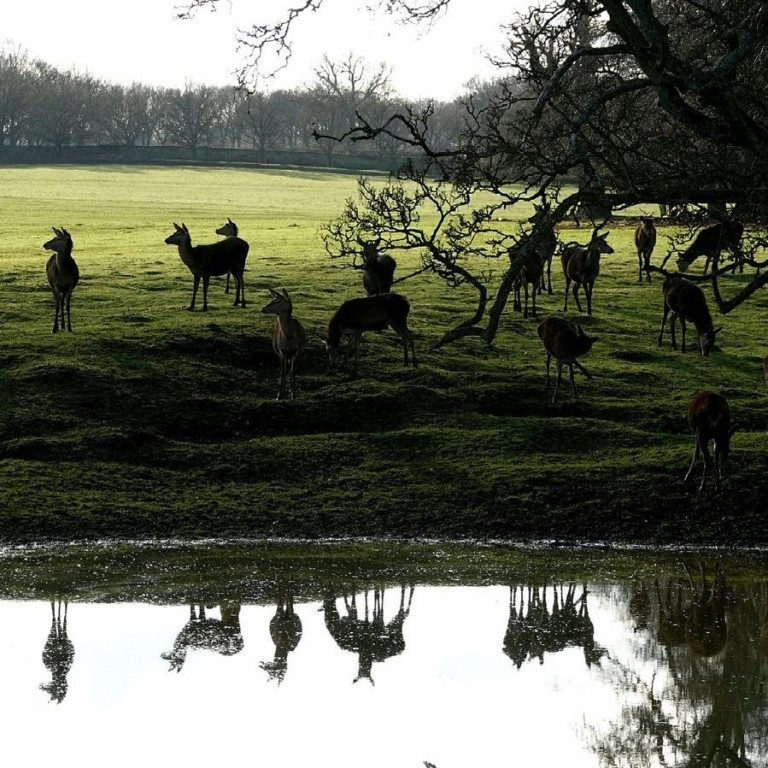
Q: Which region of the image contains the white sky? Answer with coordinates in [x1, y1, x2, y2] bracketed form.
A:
[2, 0, 528, 101]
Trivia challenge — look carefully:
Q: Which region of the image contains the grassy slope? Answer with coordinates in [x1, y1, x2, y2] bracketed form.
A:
[0, 165, 766, 546]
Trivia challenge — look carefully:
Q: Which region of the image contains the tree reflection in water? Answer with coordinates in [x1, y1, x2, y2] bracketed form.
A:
[589, 560, 768, 768]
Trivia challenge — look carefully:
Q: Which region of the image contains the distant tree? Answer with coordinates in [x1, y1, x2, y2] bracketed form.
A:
[241, 90, 291, 160]
[99, 83, 157, 146]
[157, 83, 223, 150]
[0, 45, 35, 147]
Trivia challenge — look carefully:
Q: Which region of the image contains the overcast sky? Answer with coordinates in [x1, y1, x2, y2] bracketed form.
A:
[2, 0, 526, 101]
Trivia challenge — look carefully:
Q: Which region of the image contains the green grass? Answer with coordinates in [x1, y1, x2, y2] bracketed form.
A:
[0, 164, 766, 547]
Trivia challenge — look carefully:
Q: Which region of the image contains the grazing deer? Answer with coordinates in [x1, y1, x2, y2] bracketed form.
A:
[43, 227, 79, 333]
[512, 242, 544, 318]
[561, 230, 614, 315]
[357, 236, 397, 296]
[634, 216, 657, 282]
[657, 276, 721, 355]
[528, 202, 558, 295]
[215, 217, 250, 295]
[675, 220, 744, 274]
[40, 599, 75, 703]
[684, 391, 734, 492]
[164, 222, 247, 311]
[326, 293, 416, 372]
[537, 314, 598, 403]
[261, 288, 306, 400]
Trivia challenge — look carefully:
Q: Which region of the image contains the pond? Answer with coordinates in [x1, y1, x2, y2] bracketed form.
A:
[0, 541, 766, 768]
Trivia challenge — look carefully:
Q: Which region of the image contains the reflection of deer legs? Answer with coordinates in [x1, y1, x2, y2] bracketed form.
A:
[261, 583, 303, 683]
[40, 599, 75, 703]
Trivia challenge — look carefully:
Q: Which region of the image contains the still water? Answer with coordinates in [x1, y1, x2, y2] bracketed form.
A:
[0, 541, 766, 768]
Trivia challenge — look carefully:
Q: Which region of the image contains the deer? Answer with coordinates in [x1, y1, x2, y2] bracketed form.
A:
[261, 288, 306, 401]
[260, 582, 303, 684]
[684, 391, 734, 493]
[634, 216, 657, 282]
[40, 599, 75, 703]
[43, 227, 79, 333]
[357, 236, 397, 296]
[561, 230, 614, 315]
[657, 276, 721, 355]
[214, 217, 250, 295]
[326, 293, 416, 373]
[512, 241, 544, 319]
[164, 222, 247, 311]
[528, 202, 558, 295]
[537, 314, 598, 403]
[675, 220, 744, 274]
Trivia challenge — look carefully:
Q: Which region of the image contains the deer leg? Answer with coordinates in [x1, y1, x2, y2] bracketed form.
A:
[201, 274, 211, 312]
[563, 279, 571, 311]
[289, 356, 297, 400]
[638, 253, 643, 282]
[657, 306, 670, 346]
[189, 275, 201, 311]
[546, 260, 553, 295]
[585, 283, 593, 316]
[679, 318, 688, 352]
[544, 352, 552, 391]
[684, 434, 703, 485]
[645, 253, 652, 283]
[568, 362, 579, 399]
[225, 271, 231, 294]
[669, 313, 678, 350]
[238, 270, 246, 308]
[65, 291, 73, 332]
[573, 360, 592, 380]
[572, 284, 583, 313]
[552, 359, 564, 403]
[52, 293, 61, 333]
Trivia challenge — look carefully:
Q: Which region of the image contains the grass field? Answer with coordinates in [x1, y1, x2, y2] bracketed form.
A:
[0, 164, 766, 546]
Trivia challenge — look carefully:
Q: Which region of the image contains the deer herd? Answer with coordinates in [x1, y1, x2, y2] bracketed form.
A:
[39, 204, 761, 494]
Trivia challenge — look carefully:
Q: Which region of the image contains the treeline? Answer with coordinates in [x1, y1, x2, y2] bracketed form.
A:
[0, 47, 474, 171]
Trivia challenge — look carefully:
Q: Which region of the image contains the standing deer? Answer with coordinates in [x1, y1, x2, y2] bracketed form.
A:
[357, 236, 397, 296]
[657, 276, 721, 355]
[684, 391, 734, 492]
[675, 220, 744, 274]
[512, 242, 544, 318]
[528, 203, 558, 295]
[215, 218, 250, 295]
[634, 216, 657, 282]
[261, 288, 306, 400]
[164, 222, 247, 311]
[561, 230, 614, 315]
[537, 314, 598, 403]
[43, 227, 79, 333]
[326, 293, 416, 372]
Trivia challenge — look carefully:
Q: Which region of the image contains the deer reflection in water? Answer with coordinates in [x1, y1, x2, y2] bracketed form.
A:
[40, 599, 75, 703]
[261, 583, 303, 683]
[503, 583, 605, 669]
[323, 585, 414, 684]
[684, 561, 728, 658]
[162, 601, 243, 672]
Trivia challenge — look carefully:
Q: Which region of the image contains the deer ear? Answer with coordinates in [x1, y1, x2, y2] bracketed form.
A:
[173, 222, 181, 230]
[281, 288, 290, 299]
[228, 217, 234, 224]
[268, 287, 281, 298]
[182, 223, 189, 233]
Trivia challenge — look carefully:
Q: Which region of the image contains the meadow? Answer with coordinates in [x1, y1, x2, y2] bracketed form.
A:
[0, 164, 766, 546]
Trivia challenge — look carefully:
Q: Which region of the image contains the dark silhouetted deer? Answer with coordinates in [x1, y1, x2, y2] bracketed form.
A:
[634, 216, 657, 283]
[164, 222, 247, 311]
[528, 202, 558, 295]
[260, 583, 303, 684]
[161, 602, 243, 672]
[684, 391, 734, 492]
[657, 276, 721, 355]
[561, 230, 614, 315]
[43, 227, 79, 333]
[537, 314, 598, 403]
[40, 600, 75, 703]
[215, 217, 250, 295]
[261, 288, 306, 400]
[512, 242, 544, 318]
[675, 220, 744, 274]
[326, 293, 416, 372]
[356, 236, 397, 296]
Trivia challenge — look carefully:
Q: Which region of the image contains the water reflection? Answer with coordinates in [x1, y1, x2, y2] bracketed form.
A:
[0, 544, 767, 768]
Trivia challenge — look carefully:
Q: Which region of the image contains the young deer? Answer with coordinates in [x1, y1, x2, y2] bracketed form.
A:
[512, 242, 544, 319]
[43, 227, 80, 333]
[528, 203, 558, 295]
[657, 276, 721, 355]
[164, 222, 247, 311]
[675, 220, 744, 274]
[261, 288, 306, 401]
[326, 293, 416, 372]
[634, 216, 657, 283]
[537, 314, 598, 403]
[684, 391, 734, 492]
[357, 236, 397, 296]
[215, 218, 250, 295]
[561, 230, 614, 315]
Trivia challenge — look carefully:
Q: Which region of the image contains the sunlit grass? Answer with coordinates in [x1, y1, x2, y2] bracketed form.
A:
[0, 164, 766, 546]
